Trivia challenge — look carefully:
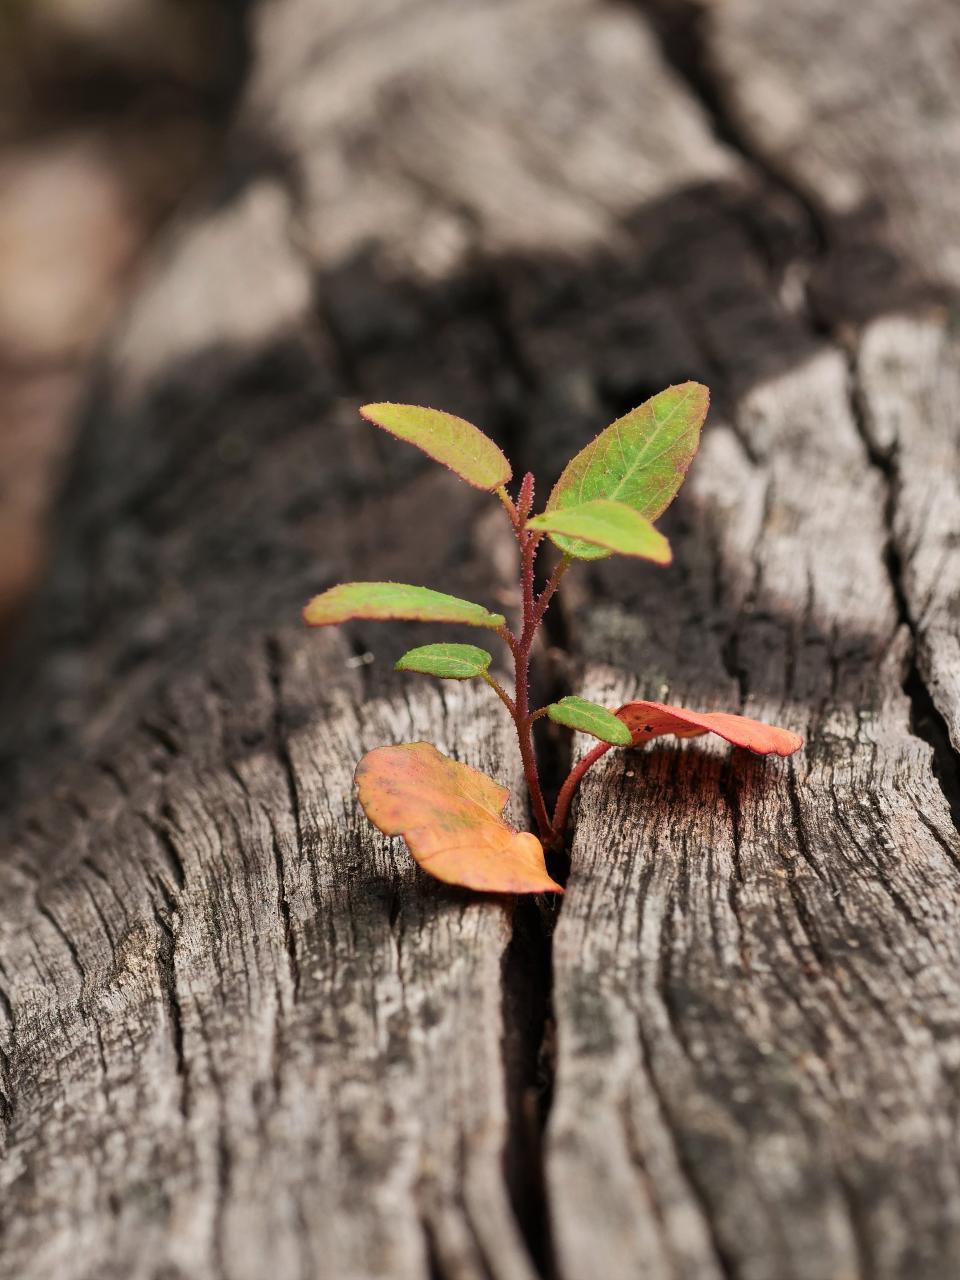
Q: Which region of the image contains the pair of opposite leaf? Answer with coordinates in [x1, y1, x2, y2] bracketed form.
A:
[305, 388, 802, 896]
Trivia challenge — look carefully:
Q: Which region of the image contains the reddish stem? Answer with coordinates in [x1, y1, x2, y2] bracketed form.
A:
[548, 740, 613, 845]
[482, 671, 516, 717]
[500, 472, 597, 847]
[517, 471, 535, 525]
[531, 554, 569, 630]
[497, 624, 519, 662]
[514, 521, 551, 840]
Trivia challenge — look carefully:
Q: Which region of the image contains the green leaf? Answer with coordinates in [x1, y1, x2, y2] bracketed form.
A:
[304, 583, 506, 630]
[547, 696, 633, 746]
[360, 403, 512, 491]
[396, 643, 493, 680]
[546, 382, 709, 559]
[527, 499, 671, 563]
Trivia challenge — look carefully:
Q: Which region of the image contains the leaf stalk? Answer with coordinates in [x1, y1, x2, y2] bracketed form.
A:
[548, 740, 613, 847]
[481, 671, 517, 717]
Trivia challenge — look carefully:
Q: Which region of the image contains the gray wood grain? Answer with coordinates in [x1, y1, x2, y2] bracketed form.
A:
[1, 1, 959, 1277]
[707, 0, 960, 753]
[549, 2, 960, 1276]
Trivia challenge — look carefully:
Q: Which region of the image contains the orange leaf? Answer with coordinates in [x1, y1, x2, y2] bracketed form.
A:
[355, 742, 563, 894]
[616, 701, 803, 757]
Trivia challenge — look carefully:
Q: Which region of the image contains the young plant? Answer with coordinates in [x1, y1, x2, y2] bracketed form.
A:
[304, 389, 802, 894]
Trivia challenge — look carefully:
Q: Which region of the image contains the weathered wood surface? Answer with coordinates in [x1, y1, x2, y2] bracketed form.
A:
[1, 1, 959, 1277]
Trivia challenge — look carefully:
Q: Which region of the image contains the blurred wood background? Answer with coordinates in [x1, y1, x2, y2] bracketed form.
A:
[0, 0, 243, 640]
[1, 1, 959, 1277]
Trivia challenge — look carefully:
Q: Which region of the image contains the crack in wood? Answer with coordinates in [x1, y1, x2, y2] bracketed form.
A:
[147, 808, 188, 894]
[35, 900, 87, 986]
[0, 977, 13, 1153]
[500, 898, 557, 1278]
[844, 354, 960, 840]
[633, 1010, 738, 1280]
[153, 906, 190, 1118]
[269, 824, 302, 1002]
[625, 0, 829, 258]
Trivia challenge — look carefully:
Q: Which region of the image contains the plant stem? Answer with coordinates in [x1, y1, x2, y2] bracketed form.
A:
[496, 624, 518, 659]
[499, 473, 552, 841]
[516, 680, 551, 839]
[516, 472, 535, 524]
[499, 481, 627, 849]
[532, 554, 570, 629]
[548, 740, 613, 845]
[481, 672, 516, 717]
[500, 474, 595, 847]
[514, 523, 551, 840]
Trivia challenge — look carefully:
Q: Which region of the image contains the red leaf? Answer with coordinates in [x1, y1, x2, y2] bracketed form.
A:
[355, 742, 563, 894]
[616, 701, 803, 757]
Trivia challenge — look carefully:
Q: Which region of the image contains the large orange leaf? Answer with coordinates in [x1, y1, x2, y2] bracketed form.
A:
[355, 742, 563, 894]
[616, 701, 803, 757]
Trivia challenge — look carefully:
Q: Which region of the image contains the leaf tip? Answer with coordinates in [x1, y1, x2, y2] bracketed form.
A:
[302, 595, 327, 627]
[358, 401, 391, 422]
[674, 378, 711, 407]
[616, 700, 804, 757]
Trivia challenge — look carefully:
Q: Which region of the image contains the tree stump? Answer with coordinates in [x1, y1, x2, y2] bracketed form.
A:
[2, 1, 959, 1277]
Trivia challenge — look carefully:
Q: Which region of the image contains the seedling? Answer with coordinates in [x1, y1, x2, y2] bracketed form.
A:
[304, 388, 802, 894]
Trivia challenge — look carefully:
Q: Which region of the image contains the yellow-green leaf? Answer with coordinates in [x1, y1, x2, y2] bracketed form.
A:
[396, 643, 492, 680]
[527, 499, 671, 563]
[356, 742, 562, 894]
[360, 403, 512, 491]
[303, 583, 505, 630]
[546, 382, 709, 559]
[547, 696, 633, 746]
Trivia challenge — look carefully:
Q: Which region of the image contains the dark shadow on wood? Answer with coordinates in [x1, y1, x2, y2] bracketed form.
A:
[1, 176, 948, 809]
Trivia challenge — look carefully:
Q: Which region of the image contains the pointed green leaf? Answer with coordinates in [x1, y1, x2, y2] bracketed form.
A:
[546, 382, 709, 559]
[304, 583, 505, 630]
[360, 403, 512, 491]
[396, 643, 493, 680]
[547, 696, 633, 746]
[527, 499, 671, 563]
